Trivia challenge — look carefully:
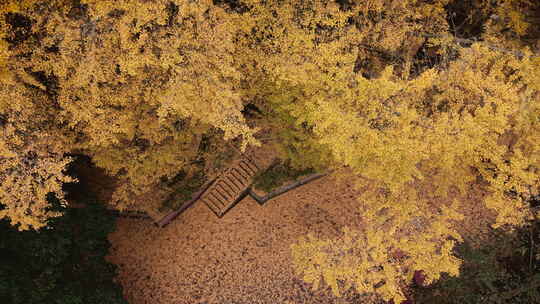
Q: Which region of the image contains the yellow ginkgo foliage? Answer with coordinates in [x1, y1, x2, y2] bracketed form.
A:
[0, 0, 539, 302]
[0, 0, 258, 220]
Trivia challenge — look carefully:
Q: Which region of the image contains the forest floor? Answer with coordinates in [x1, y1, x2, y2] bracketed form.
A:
[107, 168, 493, 304]
[107, 175, 368, 304]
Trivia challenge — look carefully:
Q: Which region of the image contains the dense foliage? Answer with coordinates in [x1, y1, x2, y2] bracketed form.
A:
[0, 197, 127, 304]
[252, 160, 315, 193]
[0, 0, 539, 302]
[415, 221, 540, 304]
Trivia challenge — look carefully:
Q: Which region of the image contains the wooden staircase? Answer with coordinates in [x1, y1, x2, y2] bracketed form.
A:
[199, 153, 261, 217]
[148, 144, 278, 226]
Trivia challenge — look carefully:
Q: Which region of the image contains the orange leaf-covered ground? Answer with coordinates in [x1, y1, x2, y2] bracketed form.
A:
[107, 176, 367, 304]
[107, 170, 493, 304]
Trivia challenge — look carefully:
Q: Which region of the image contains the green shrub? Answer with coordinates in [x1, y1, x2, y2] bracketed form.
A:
[415, 223, 540, 304]
[252, 160, 315, 193]
[162, 169, 207, 210]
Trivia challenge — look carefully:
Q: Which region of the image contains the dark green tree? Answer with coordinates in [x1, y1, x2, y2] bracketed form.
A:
[0, 196, 127, 304]
[415, 219, 540, 304]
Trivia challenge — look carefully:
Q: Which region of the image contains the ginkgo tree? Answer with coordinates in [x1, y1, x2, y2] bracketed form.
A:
[0, 0, 258, 228]
[232, 0, 539, 301]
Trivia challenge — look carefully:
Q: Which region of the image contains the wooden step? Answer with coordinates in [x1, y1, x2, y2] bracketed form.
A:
[201, 154, 263, 217]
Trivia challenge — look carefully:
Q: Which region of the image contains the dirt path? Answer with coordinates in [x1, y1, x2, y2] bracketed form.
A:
[107, 176, 366, 304]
